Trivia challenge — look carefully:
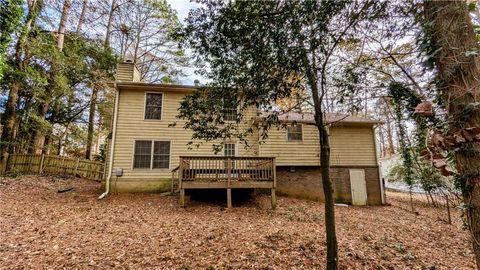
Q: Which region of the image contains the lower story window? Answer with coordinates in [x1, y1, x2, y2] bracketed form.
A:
[133, 140, 171, 169]
[224, 143, 236, 156]
[153, 141, 170, 169]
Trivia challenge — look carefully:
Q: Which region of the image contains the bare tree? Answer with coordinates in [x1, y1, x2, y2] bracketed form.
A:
[76, 0, 89, 33]
[57, 0, 72, 51]
[111, 0, 187, 83]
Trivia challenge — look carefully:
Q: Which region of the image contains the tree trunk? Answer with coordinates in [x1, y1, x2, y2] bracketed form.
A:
[58, 124, 69, 156]
[85, 87, 98, 159]
[76, 0, 89, 34]
[32, 0, 72, 153]
[409, 189, 414, 212]
[104, 0, 117, 47]
[57, 0, 72, 51]
[1, 0, 39, 161]
[31, 102, 49, 154]
[1, 82, 20, 159]
[317, 118, 338, 270]
[383, 98, 395, 156]
[300, 44, 338, 270]
[425, 1, 480, 266]
[445, 194, 452, 225]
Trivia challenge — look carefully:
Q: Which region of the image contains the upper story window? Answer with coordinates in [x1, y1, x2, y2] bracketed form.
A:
[287, 125, 303, 141]
[145, 93, 163, 120]
[223, 97, 237, 122]
[133, 140, 171, 169]
[224, 143, 236, 156]
[223, 108, 237, 122]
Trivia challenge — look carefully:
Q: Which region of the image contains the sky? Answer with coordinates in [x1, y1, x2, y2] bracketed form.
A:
[168, 0, 196, 22]
[167, 0, 203, 85]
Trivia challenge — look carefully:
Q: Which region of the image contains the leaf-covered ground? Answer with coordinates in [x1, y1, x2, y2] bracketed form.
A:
[0, 176, 475, 269]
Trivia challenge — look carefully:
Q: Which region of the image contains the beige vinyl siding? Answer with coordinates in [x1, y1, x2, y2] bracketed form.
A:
[111, 87, 258, 180]
[116, 62, 141, 82]
[259, 124, 320, 166]
[110, 85, 378, 183]
[258, 124, 377, 166]
[237, 105, 260, 156]
[330, 126, 377, 166]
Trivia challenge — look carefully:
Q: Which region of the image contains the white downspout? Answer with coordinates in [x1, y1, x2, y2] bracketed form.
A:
[99, 87, 120, 199]
[373, 124, 386, 204]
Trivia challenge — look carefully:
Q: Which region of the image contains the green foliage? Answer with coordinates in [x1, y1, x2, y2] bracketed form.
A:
[389, 82, 417, 188]
[0, 0, 24, 80]
[94, 142, 107, 162]
[180, 0, 386, 150]
[387, 159, 450, 193]
[388, 81, 456, 193]
[2, 13, 116, 154]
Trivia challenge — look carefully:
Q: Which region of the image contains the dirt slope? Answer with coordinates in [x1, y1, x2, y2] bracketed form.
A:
[0, 176, 474, 269]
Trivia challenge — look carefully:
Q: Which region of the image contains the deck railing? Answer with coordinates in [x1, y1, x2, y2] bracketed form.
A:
[177, 156, 277, 208]
[179, 156, 275, 182]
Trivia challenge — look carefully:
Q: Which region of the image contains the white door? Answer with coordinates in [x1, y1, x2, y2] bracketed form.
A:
[350, 169, 367, 205]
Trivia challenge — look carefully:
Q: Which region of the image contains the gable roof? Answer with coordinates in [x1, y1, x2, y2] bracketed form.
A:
[261, 111, 383, 125]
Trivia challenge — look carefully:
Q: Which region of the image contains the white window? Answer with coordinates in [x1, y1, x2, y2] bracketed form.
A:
[287, 125, 302, 141]
[224, 143, 236, 156]
[145, 93, 163, 120]
[153, 141, 170, 169]
[223, 98, 237, 121]
[223, 108, 237, 121]
[133, 140, 151, 168]
[133, 140, 170, 169]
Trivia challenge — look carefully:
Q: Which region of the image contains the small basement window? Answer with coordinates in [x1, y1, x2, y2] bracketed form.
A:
[287, 125, 302, 141]
[133, 140, 171, 169]
[145, 93, 163, 120]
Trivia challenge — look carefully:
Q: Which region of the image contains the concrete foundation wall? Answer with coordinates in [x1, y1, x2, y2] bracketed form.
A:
[104, 166, 383, 206]
[276, 166, 382, 205]
[104, 178, 172, 193]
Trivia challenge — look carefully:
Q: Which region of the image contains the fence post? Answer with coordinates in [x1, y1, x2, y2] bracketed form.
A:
[226, 157, 232, 208]
[73, 158, 80, 177]
[179, 157, 185, 207]
[1, 153, 10, 176]
[38, 154, 45, 174]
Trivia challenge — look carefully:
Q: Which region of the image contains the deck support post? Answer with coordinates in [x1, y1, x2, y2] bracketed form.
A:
[180, 189, 185, 207]
[271, 188, 276, 209]
[227, 188, 232, 208]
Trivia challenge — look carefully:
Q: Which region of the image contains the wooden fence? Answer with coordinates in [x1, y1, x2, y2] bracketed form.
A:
[3, 154, 105, 181]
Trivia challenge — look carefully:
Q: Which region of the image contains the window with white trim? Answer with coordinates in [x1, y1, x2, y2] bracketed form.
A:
[223, 97, 237, 122]
[145, 93, 163, 120]
[287, 125, 302, 141]
[133, 140, 171, 169]
[153, 141, 170, 168]
[133, 140, 152, 168]
[224, 143, 236, 156]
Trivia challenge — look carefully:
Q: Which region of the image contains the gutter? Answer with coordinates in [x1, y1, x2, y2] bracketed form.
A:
[98, 86, 120, 199]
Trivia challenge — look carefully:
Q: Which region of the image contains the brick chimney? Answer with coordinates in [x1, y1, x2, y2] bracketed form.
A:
[116, 60, 142, 82]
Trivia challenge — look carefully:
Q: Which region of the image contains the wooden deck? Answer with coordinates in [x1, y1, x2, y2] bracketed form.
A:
[175, 156, 276, 208]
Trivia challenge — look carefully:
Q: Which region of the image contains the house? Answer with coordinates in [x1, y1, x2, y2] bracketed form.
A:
[103, 62, 385, 206]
